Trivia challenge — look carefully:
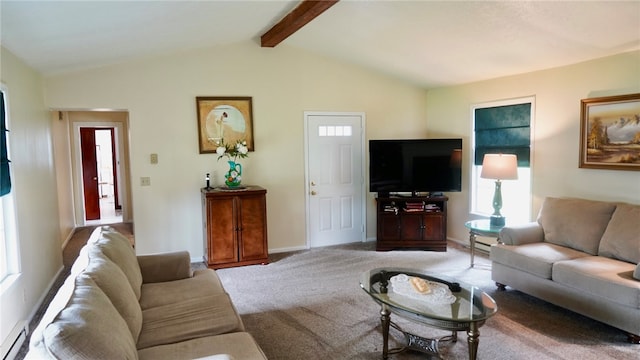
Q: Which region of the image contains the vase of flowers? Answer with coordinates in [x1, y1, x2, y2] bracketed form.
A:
[216, 139, 249, 188]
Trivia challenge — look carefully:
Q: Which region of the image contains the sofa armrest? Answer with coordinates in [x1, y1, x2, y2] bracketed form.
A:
[137, 251, 193, 283]
[499, 222, 544, 245]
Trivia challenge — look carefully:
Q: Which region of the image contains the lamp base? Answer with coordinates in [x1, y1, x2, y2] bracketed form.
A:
[490, 215, 505, 227]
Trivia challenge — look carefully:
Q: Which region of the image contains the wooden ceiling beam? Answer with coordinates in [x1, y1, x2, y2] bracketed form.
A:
[261, 0, 339, 48]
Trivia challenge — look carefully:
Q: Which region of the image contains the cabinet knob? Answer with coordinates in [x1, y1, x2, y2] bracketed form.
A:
[311, 190, 317, 196]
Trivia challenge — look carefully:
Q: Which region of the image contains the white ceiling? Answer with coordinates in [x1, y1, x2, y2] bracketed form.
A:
[2, 1, 639, 88]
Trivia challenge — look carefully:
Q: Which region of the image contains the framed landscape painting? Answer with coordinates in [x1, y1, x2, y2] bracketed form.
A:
[579, 93, 640, 171]
[196, 96, 254, 154]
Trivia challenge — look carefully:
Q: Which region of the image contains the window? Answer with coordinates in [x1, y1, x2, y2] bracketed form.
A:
[1, 86, 18, 284]
[471, 97, 534, 224]
[318, 125, 352, 137]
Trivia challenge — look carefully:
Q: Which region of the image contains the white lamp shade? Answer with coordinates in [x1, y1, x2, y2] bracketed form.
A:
[480, 154, 518, 180]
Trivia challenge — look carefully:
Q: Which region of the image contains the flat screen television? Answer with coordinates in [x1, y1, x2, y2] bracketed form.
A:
[369, 138, 462, 195]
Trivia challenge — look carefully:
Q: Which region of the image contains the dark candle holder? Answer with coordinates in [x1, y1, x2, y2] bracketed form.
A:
[205, 173, 212, 190]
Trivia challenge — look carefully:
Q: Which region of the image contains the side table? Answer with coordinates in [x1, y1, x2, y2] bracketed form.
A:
[464, 220, 504, 268]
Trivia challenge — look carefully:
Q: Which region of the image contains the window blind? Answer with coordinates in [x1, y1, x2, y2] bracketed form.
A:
[474, 103, 531, 167]
[1, 90, 10, 196]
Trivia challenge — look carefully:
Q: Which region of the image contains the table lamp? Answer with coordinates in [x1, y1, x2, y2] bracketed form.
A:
[480, 154, 518, 226]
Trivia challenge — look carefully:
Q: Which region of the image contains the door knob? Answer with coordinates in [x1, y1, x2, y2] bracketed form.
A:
[311, 190, 317, 195]
[311, 181, 316, 186]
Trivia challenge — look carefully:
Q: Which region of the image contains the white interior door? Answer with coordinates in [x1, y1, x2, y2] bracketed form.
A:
[304, 112, 365, 247]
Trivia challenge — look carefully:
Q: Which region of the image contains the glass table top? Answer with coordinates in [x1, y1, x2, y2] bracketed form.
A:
[464, 219, 505, 235]
[360, 267, 497, 326]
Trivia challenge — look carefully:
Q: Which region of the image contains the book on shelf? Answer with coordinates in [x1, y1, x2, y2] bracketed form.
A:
[405, 202, 425, 210]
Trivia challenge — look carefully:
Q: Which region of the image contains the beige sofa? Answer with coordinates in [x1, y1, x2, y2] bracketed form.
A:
[26, 226, 268, 359]
[490, 197, 640, 343]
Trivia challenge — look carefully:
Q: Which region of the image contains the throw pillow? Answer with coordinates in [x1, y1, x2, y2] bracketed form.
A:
[598, 203, 640, 264]
[44, 276, 138, 360]
[537, 197, 616, 255]
[91, 226, 143, 299]
[84, 247, 143, 342]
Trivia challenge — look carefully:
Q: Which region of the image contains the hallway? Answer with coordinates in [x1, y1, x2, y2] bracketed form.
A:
[85, 194, 122, 225]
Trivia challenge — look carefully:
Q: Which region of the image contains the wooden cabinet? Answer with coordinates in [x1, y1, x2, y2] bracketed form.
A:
[376, 195, 447, 251]
[201, 186, 268, 269]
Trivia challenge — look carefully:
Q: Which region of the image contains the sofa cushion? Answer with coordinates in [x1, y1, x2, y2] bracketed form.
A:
[28, 274, 79, 359]
[598, 203, 640, 264]
[537, 197, 616, 255]
[137, 293, 244, 349]
[43, 276, 138, 360]
[552, 256, 640, 309]
[490, 242, 591, 279]
[91, 226, 143, 299]
[84, 247, 143, 342]
[138, 332, 267, 360]
[137, 251, 193, 283]
[139, 269, 226, 310]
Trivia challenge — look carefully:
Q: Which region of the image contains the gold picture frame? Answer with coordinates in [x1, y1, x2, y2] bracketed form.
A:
[196, 96, 254, 154]
[579, 93, 640, 171]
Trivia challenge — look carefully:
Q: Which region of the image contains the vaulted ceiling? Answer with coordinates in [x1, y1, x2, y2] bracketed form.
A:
[2, 1, 639, 88]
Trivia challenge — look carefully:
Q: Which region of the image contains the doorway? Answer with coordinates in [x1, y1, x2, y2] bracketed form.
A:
[304, 112, 366, 247]
[70, 114, 131, 227]
[80, 128, 122, 225]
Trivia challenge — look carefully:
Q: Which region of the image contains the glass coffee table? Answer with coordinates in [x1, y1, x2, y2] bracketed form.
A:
[360, 268, 498, 360]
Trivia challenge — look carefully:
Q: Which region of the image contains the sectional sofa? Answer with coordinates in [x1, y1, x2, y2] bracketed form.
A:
[26, 226, 267, 359]
[491, 197, 640, 343]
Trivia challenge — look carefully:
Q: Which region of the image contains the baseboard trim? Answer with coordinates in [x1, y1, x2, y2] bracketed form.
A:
[1, 320, 27, 360]
[60, 227, 77, 250]
[25, 266, 64, 334]
[269, 245, 308, 254]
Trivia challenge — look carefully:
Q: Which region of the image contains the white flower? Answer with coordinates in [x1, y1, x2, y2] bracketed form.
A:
[216, 138, 250, 162]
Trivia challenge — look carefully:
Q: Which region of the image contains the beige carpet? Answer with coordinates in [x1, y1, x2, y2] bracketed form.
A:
[214, 241, 638, 360]
[19, 225, 638, 359]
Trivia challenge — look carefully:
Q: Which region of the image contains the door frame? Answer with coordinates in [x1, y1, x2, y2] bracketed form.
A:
[303, 111, 367, 248]
[72, 121, 128, 225]
[79, 127, 101, 220]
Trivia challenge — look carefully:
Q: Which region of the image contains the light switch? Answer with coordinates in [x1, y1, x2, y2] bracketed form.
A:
[150, 153, 158, 164]
[141, 177, 151, 186]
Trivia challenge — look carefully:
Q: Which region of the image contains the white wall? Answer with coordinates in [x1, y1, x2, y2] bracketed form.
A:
[44, 41, 430, 256]
[426, 50, 640, 244]
[0, 47, 62, 348]
[2, 40, 639, 348]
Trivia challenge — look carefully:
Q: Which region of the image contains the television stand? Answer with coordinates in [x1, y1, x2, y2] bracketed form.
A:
[376, 194, 448, 251]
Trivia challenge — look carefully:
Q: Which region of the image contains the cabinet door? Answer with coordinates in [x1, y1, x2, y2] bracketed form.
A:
[400, 213, 424, 241]
[378, 213, 401, 241]
[238, 194, 268, 262]
[207, 197, 238, 264]
[423, 214, 444, 241]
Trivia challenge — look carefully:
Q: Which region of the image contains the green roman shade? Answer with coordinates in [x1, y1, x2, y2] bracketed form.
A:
[1, 90, 10, 196]
[474, 103, 531, 167]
